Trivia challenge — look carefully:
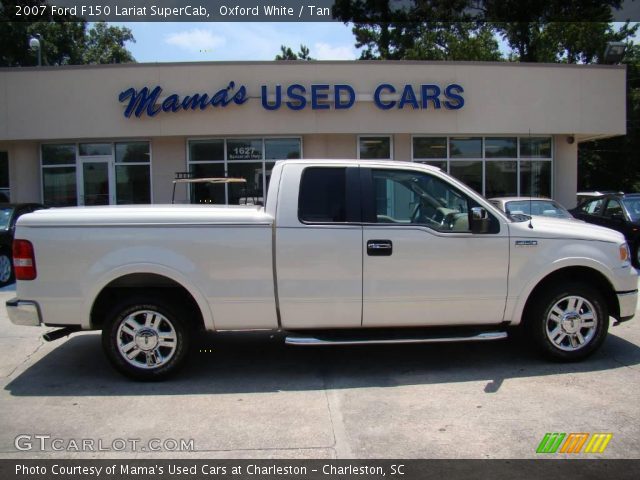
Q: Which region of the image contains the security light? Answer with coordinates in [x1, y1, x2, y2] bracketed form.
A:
[603, 42, 627, 64]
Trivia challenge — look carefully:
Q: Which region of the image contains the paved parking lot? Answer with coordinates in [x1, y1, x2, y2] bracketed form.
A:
[0, 285, 638, 459]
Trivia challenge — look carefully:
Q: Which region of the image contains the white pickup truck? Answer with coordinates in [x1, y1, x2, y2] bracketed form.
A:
[7, 160, 638, 379]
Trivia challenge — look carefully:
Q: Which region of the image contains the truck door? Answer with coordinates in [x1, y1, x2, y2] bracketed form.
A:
[276, 164, 363, 329]
[361, 167, 509, 327]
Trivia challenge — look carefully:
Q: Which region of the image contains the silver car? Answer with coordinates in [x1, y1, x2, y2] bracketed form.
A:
[488, 197, 574, 219]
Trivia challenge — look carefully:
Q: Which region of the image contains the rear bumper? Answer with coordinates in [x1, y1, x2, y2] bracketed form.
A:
[616, 290, 638, 321]
[6, 298, 42, 327]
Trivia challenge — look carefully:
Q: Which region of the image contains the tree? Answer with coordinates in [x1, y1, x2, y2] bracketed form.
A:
[83, 22, 135, 64]
[275, 44, 315, 60]
[333, 0, 499, 60]
[0, 1, 135, 66]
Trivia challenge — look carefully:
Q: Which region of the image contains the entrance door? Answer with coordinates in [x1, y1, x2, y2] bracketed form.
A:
[79, 158, 114, 205]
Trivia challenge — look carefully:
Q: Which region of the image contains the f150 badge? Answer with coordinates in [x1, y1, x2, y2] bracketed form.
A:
[515, 240, 538, 247]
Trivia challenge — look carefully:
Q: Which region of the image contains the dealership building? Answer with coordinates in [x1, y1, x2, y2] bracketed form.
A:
[0, 61, 627, 209]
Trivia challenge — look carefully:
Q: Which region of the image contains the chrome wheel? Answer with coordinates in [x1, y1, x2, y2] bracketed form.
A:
[0, 254, 12, 283]
[116, 310, 177, 370]
[545, 295, 597, 351]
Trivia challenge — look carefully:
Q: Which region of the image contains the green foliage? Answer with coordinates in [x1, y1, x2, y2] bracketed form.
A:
[83, 22, 135, 64]
[0, 2, 135, 66]
[275, 44, 315, 60]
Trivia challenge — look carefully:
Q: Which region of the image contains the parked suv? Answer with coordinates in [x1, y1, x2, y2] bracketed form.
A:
[570, 193, 640, 266]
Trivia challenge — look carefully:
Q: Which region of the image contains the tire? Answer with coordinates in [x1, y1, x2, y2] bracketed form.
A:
[526, 282, 609, 361]
[0, 252, 14, 287]
[102, 296, 191, 380]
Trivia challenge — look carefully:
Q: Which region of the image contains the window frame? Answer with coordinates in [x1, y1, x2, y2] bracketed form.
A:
[411, 135, 553, 198]
[357, 135, 394, 160]
[360, 166, 500, 234]
[186, 136, 303, 205]
[296, 166, 360, 225]
[40, 140, 152, 206]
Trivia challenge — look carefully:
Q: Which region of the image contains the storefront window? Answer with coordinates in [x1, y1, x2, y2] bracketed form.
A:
[520, 137, 552, 158]
[412, 136, 552, 198]
[42, 144, 76, 166]
[449, 161, 483, 193]
[485, 161, 517, 197]
[190, 140, 224, 161]
[79, 143, 112, 156]
[42, 144, 77, 206]
[228, 162, 264, 205]
[485, 137, 517, 158]
[43, 167, 77, 207]
[115, 142, 151, 204]
[189, 163, 226, 204]
[227, 139, 262, 161]
[265, 138, 301, 160]
[0, 151, 9, 202]
[520, 161, 552, 197]
[359, 136, 392, 159]
[188, 137, 301, 205]
[449, 137, 482, 158]
[42, 141, 152, 206]
[413, 137, 447, 159]
[116, 142, 150, 163]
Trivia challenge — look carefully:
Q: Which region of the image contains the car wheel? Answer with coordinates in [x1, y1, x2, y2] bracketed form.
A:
[0, 252, 14, 287]
[102, 296, 191, 380]
[527, 282, 608, 361]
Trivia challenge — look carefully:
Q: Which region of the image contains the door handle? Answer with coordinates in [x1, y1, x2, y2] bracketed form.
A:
[367, 239, 393, 256]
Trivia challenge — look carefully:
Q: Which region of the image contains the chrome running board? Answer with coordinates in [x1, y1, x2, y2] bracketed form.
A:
[285, 331, 507, 346]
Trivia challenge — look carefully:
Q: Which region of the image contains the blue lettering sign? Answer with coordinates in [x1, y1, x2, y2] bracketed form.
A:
[261, 85, 282, 110]
[286, 84, 307, 110]
[421, 84, 441, 109]
[334, 84, 355, 109]
[374, 84, 396, 110]
[444, 84, 464, 110]
[311, 84, 331, 110]
[399, 84, 419, 109]
[119, 82, 248, 118]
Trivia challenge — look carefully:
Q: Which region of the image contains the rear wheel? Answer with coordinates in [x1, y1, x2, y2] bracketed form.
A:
[0, 252, 14, 287]
[527, 282, 609, 361]
[102, 296, 191, 380]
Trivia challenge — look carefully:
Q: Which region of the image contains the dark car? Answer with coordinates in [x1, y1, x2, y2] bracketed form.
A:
[570, 193, 640, 267]
[0, 203, 47, 286]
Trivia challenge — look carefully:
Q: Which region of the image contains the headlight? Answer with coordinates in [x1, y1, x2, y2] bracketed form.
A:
[619, 243, 631, 266]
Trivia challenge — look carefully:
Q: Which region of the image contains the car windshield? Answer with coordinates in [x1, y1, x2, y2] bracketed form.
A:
[505, 200, 572, 219]
[623, 198, 640, 222]
[0, 208, 13, 230]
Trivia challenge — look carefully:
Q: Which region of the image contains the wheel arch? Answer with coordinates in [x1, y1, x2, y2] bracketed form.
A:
[516, 265, 619, 326]
[86, 265, 214, 331]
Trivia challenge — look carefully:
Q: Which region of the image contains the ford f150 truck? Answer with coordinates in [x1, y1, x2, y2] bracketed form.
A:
[7, 160, 638, 379]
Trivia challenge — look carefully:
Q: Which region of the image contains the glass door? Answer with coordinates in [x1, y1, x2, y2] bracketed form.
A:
[79, 158, 114, 205]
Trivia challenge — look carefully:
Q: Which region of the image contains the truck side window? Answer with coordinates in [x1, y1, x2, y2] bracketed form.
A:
[298, 167, 347, 223]
[371, 169, 497, 233]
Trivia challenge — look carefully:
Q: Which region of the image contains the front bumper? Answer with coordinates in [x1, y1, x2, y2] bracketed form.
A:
[6, 298, 42, 326]
[616, 290, 638, 322]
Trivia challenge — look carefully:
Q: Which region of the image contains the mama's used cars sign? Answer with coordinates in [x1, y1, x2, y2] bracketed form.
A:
[118, 81, 464, 118]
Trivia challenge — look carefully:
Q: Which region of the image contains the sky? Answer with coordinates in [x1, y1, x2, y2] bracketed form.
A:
[113, 22, 362, 62]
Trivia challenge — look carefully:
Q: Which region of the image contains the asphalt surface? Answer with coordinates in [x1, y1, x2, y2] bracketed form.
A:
[0, 283, 638, 459]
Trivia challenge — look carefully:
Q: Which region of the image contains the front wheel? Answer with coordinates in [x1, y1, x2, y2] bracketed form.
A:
[102, 296, 191, 380]
[527, 282, 609, 361]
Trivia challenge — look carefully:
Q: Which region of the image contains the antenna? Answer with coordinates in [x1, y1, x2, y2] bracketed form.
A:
[528, 129, 534, 229]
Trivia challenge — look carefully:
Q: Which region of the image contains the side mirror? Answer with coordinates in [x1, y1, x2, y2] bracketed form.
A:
[470, 207, 490, 234]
